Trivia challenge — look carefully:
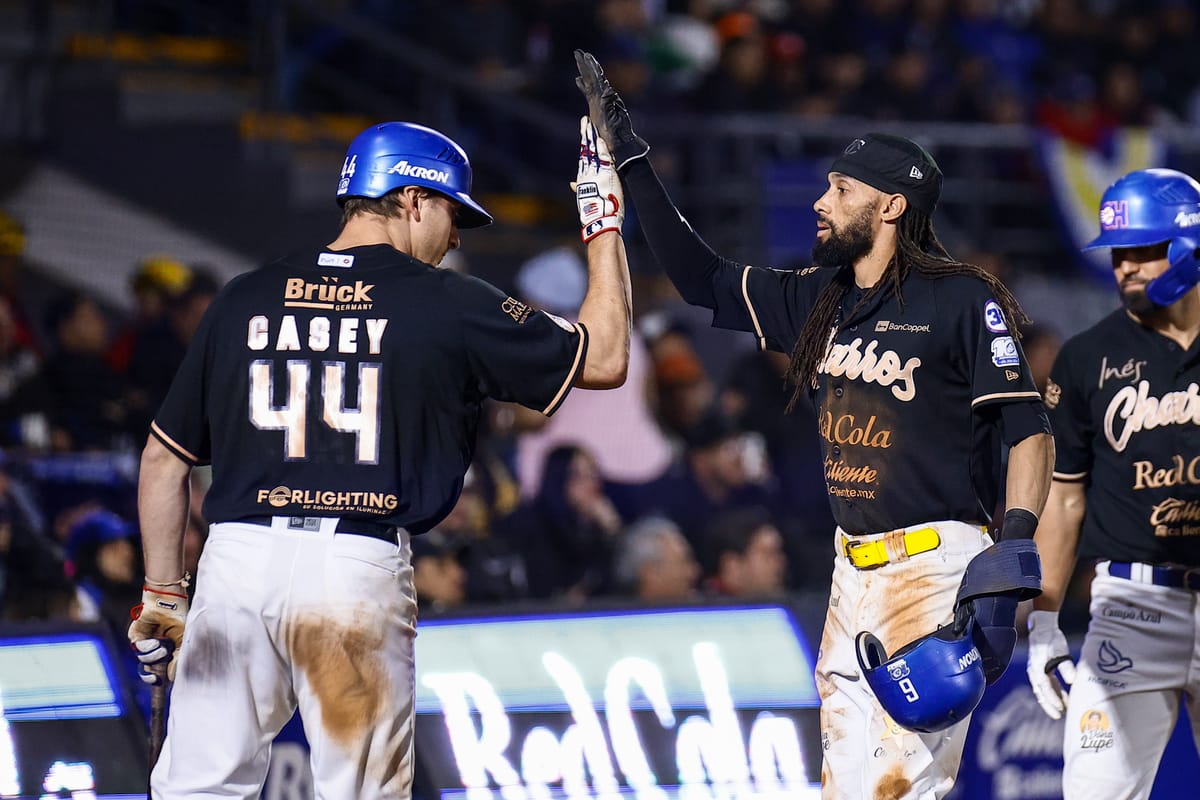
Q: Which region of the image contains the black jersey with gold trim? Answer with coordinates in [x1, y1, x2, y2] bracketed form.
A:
[152, 244, 587, 533]
[1047, 309, 1200, 565]
[708, 265, 1040, 534]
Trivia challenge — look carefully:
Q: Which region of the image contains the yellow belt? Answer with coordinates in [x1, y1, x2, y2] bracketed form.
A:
[842, 527, 941, 569]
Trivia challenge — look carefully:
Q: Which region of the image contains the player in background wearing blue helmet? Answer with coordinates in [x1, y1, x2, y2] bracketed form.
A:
[127, 117, 633, 798]
[1027, 168, 1200, 799]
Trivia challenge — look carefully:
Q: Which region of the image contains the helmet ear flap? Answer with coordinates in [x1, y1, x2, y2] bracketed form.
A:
[856, 631, 889, 670]
[1147, 236, 1200, 307]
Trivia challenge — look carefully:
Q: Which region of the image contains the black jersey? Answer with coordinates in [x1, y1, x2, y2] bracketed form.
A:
[1047, 309, 1200, 566]
[705, 264, 1041, 534]
[152, 244, 587, 533]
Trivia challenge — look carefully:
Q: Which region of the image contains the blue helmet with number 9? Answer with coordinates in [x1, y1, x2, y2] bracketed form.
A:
[336, 122, 493, 228]
[856, 615, 986, 734]
[1084, 168, 1200, 306]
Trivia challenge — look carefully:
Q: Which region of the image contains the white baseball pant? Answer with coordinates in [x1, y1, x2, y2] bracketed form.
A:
[151, 518, 417, 799]
[817, 520, 992, 800]
[1061, 563, 1200, 800]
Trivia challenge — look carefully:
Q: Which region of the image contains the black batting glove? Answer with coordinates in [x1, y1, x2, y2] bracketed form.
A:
[574, 49, 650, 171]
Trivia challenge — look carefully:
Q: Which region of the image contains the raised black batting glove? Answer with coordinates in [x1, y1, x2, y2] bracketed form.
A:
[574, 49, 649, 171]
[575, 116, 624, 242]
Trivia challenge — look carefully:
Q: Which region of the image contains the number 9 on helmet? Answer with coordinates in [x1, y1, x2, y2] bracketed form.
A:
[856, 616, 987, 734]
[1084, 167, 1200, 307]
[337, 122, 493, 229]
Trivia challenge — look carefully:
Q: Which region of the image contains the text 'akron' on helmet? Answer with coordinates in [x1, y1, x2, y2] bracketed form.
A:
[336, 122, 493, 229]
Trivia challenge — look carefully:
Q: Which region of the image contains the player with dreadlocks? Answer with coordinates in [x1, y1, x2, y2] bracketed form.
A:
[576, 50, 1053, 798]
[785, 192, 1030, 410]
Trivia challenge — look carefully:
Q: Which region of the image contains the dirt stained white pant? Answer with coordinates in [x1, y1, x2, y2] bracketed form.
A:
[151, 518, 417, 800]
[817, 520, 992, 800]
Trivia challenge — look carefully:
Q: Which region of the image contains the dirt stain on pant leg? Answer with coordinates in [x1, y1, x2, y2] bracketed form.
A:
[180, 623, 232, 683]
[288, 614, 386, 749]
[874, 767, 912, 800]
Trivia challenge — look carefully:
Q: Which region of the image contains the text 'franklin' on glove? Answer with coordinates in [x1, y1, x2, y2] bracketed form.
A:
[574, 116, 624, 242]
[574, 49, 650, 171]
[128, 585, 189, 685]
[1025, 609, 1076, 719]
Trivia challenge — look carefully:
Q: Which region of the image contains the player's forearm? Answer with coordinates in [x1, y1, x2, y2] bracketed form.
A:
[137, 436, 192, 584]
[1031, 479, 1086, 610]
[1005, 431, 1054, 518]
[620, 159, 736, 308]
[576, 231, 632, 388]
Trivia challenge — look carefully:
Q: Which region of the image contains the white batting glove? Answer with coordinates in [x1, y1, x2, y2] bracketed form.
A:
[1026, 609, 1076, 719]
[128, 586, 189, 685]
[574, 115, 624, 242]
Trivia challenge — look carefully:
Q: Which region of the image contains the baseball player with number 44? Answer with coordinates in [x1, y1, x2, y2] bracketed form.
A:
[1027, 168, 1200, 799]
[126, 117, 633, 798]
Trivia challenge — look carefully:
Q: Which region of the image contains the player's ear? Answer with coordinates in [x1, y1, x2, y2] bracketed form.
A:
[880, 193, 907, 222]
[402, 187, 423, 222]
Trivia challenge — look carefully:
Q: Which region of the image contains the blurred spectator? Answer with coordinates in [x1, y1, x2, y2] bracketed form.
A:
[647, 404, 778, 548]
[650, 326, 714, 440]
[42, 291, 129, 450]
[0, 211, 41, 351]
[0, 295, 50, 449]
[495, 444, 622, 603]
[702, 506, 788, 599]
[612, 515, 700, 603]
[721, 348, 835, 587]
[2, 567, 82, 621]
[412, 530, 469, 613]
[695, 30, 776, 113]
[107, 255, 193, 375]
[442, 465, 529, 604]
[1021, 323, 1063, 396]
[1098, 61, 1154, 127]
[125, 266, 220, 437]
[64, 508, 140, 635]
[511, 245, 673, 513]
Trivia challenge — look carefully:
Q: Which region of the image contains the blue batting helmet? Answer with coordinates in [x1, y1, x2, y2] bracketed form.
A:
[1084, 168, 1200, 306]
[856, 615, 986, 734]
[336, 122, 493, 228]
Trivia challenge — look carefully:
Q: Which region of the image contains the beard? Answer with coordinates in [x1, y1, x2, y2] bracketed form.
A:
[1120, 282, 1157, 315]
[812, 203, 877, 268]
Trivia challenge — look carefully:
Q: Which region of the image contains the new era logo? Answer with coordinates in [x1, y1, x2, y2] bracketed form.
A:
[1005, 369, 1020, 381]
[909, 165, 924, 180]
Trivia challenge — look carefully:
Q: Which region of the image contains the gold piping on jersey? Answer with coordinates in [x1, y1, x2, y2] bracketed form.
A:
[970, 390, 1042, 407]
[150, 421, 202, 465]
[1053, 471, 1088, 482]
[541, 322, 587, 416]
[740, 265, 768, 351]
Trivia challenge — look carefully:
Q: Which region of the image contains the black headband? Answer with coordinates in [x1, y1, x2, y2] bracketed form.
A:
[828, 133, 943, 214]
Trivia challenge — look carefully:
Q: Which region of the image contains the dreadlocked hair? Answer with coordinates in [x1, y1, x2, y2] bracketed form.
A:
[784, 208, 1029, 413]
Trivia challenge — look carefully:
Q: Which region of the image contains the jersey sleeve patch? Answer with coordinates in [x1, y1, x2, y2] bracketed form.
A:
[990, 336, 1020, 367]
[984, 299, 1008, 333]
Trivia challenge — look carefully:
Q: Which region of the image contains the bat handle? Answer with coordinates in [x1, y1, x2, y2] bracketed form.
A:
[148, 664, 169, 793]
[1044, 654, 1072, 675]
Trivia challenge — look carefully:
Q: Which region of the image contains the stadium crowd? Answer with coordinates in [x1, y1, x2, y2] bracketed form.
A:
[241, 0, 1200, 134]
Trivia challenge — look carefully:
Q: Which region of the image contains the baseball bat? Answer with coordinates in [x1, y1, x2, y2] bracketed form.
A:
[148, 664, 169, 792]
